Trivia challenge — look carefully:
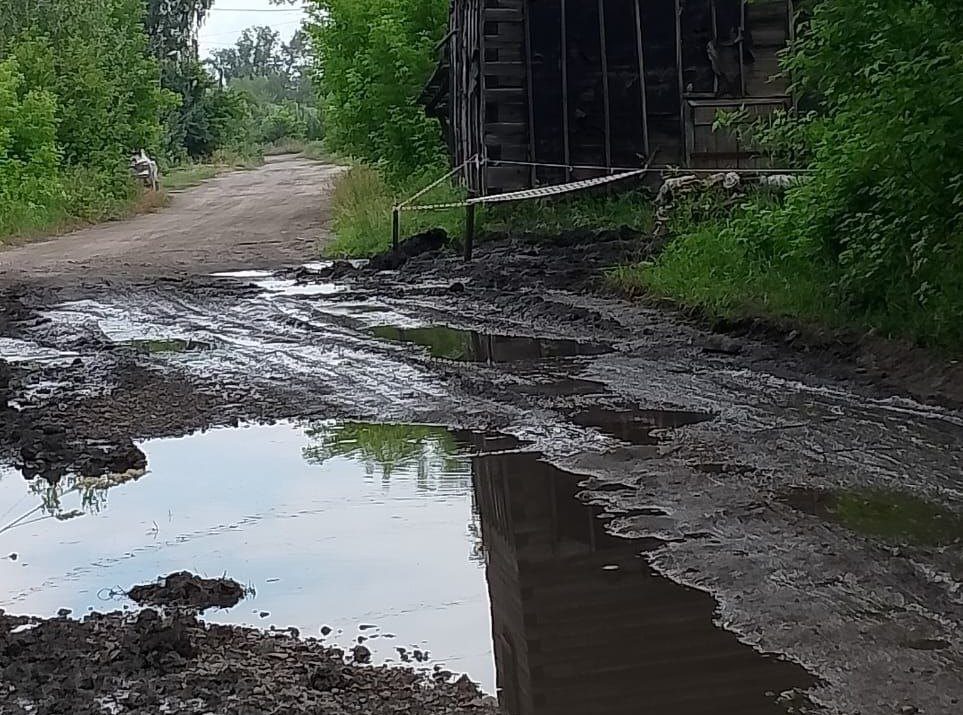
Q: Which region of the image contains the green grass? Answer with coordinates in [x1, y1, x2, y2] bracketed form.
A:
[325, 163, 654, 259]
[163, 164, 219, 191]
[483, 188, 654, 237]
[263, 138, 328, 160]
[609, 203, 963, 349]
[163, 148, 265, 191]
[608, 220, 846, 328]
[325, 163, 466, 258]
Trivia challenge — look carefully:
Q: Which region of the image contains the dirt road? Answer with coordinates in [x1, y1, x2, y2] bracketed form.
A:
[0, 155, 341, 284]
[0, 159, 961, 715]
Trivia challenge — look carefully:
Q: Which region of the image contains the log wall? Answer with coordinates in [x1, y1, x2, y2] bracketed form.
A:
[440, 0, 794, 194]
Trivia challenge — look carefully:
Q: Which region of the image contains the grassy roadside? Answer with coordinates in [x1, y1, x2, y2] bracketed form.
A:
[607, 199, 963, 351]
[163, 147, 266, 191]
[263, 139, 328, 161]
[324, 162, 654, 259]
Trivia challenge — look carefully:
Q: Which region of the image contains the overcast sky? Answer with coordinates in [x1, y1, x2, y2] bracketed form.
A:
[198, 0, 308, 57]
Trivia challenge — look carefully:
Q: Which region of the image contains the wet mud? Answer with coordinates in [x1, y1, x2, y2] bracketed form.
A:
[127, 573, 247, 612]
[1, 228, 962, 714]
[0, 608, 498, 715]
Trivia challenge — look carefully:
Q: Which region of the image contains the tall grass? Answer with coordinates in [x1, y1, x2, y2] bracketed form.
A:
[326, 164, 466, 257]
[326, 164, 654, 258]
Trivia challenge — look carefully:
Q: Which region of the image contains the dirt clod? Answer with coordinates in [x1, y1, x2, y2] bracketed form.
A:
[127, 572, 246, 612]
[351, 644, 372, 664]
[367, 228, 448, 271]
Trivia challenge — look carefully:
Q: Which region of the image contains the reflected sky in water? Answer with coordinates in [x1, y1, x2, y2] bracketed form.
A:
[0, 421, 814, 711]
[0, 422, 493, 686]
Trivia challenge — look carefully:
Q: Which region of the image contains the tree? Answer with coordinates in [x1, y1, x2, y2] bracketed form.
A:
[305, 0, 450, 177]
[147, 0, 215, 61]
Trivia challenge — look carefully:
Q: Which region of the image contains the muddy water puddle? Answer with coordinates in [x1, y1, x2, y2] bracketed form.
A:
[0, 421, 814, 710]
[782, 486, 963, 546]
[572, 406, 715, 445]
[369, 325, 611, 363]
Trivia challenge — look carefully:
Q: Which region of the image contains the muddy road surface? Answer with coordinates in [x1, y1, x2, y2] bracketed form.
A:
[1, 159, 961, 715]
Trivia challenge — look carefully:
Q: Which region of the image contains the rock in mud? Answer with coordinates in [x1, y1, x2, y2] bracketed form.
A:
[351, 644, 372, 663]
[367, 228, 448, 271]
[127, 572, 246, 612]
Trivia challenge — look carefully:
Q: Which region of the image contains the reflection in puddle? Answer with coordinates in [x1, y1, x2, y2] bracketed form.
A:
[1, 422, 814, 709]
[782, 487, 963, 546]
[369, 325, 611, 363]
[473, 449, 815, 713]
[0, 423, 491, 684]
[254, 278, 346, 297]
[515, 377, 607, 397]
[572, 407, 715, 445]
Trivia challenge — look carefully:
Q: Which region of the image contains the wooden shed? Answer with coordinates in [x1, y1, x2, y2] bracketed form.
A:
[422, 0, 795, 195]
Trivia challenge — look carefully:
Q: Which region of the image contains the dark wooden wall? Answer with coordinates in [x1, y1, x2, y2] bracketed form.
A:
[440, 0, 794, 194]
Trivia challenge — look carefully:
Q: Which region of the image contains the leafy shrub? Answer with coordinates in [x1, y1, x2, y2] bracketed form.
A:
[642, 0, 963, 347]
[0, 0, 171, 238]
[0, 58, 64, 235]
[306, 0, 449, 179]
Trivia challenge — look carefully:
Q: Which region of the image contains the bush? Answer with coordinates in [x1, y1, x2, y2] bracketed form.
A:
[0, 0, 170, 239]
[162, 60, 256, 162]
[638, 0, 963, 348]
[307, 0, 449, 180]
[0, 58, 64, 235]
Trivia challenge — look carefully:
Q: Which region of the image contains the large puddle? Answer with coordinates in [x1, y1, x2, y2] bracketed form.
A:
[0, 422, 814, 710]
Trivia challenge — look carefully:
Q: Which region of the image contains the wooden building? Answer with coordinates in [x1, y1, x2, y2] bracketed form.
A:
[422, 0, 795, 195]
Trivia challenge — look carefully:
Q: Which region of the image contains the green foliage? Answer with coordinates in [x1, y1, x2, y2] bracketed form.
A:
[0, 0, 169, 239]
[639, 0, 963, 348]
[0, 58, 63, 236]
[326, 164, 465, 257]
[484, 190, 654, 237]
[163, 60, 255, 161]
[147, 0, 214, 61]
[306, 0, 449, 179]
[207, 26, 321, 150]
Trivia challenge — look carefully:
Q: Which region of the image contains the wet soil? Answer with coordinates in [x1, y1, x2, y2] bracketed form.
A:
[1, 161, 962, 715]
[127, 573, 247, 612]
[0, 608, 497, 715]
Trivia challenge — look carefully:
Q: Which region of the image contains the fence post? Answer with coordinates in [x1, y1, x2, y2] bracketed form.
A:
[464, 202, 476, 262]
[391, 207, 401, 250]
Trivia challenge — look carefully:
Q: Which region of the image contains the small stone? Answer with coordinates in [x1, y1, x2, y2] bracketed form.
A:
[57, 608, 72, 618]
[351, 645, 371, 664]
[6, 553, 16, 561]
[320, 626, 332, 636]
[259, 611, 270, 619]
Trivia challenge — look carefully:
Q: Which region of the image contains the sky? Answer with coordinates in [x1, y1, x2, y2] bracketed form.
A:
[198, 0, 308, 58]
